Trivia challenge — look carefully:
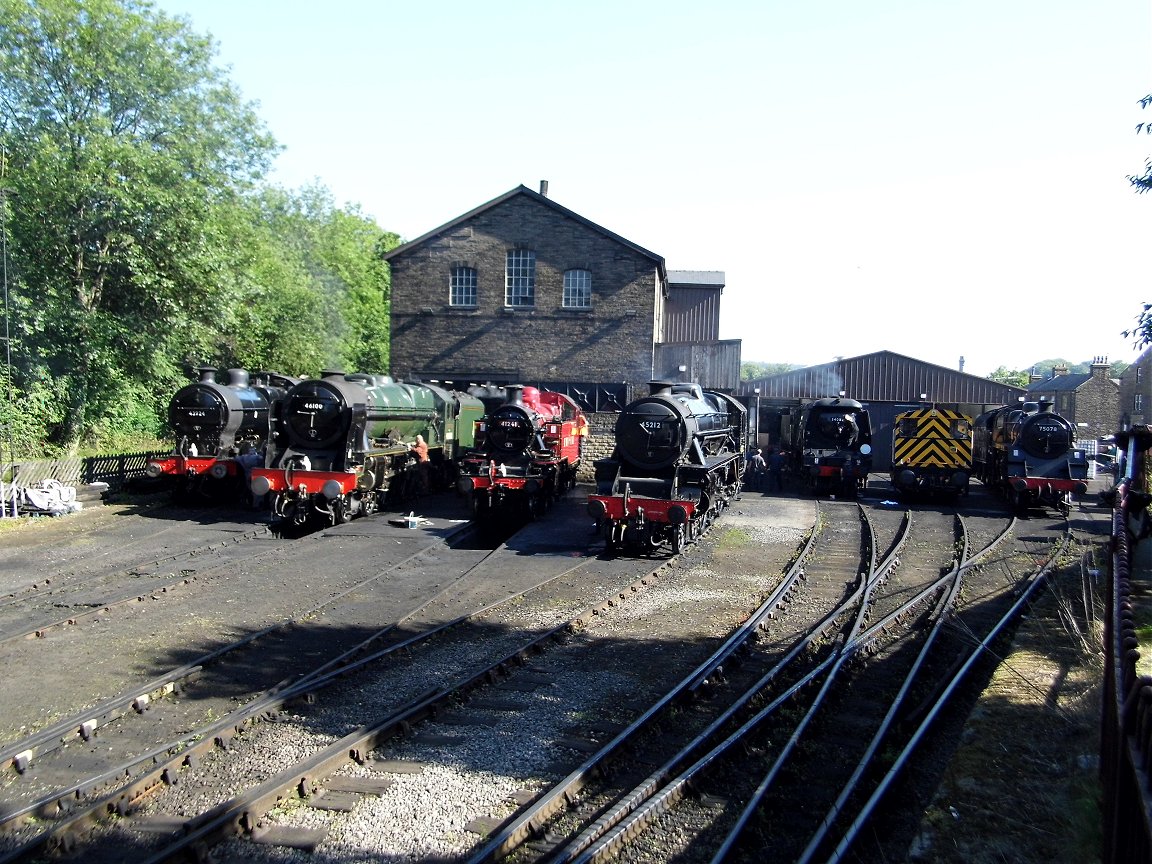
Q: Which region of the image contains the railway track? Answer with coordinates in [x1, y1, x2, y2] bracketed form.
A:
[0, 482, 1105, 863]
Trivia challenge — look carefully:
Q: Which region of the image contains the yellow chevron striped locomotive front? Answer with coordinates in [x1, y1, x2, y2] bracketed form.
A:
[890, 407, 973, 499]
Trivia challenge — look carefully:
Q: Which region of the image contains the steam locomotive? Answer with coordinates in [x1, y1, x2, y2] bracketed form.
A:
[250, 372, 484, 531]
[889, 406, 973, 499]
[972, 398, 1089, 514]
[784, 397, 873, 498]
[145, 367, 297, 502]
[587, 381, 747, 555]
[456, 385, 588, 520]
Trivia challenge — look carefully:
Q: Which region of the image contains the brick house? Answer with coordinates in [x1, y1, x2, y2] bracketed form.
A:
[382, 184, 739, 410]
[1025, 357, 1120, 441]
[1119, 347, 1152, 431]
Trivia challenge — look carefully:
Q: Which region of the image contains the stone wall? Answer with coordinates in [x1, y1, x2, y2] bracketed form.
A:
[576, 411, 620, 483]
[389, 193, 659, 386]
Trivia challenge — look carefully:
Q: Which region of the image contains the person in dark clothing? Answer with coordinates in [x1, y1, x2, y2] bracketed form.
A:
[748, 448, 766, 491]
[767, 448, 786, 492]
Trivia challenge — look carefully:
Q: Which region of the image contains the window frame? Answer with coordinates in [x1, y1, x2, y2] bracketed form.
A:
[505, 249, 536, 308]
[562, 268, 593, 309]
[449, 265, 478, 308]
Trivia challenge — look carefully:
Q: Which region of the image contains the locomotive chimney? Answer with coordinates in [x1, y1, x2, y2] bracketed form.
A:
[505, 385, 525, 406]
[648, 381, 674, 396]
[539, 180, 549, 197]
[197, 367, 217, 384]
[1038, 398, 1056, 413]
[321, 370, 346, 380]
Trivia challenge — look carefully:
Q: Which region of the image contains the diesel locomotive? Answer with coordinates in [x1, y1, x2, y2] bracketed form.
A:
[889, 406, 973, 499]
[456, 385, 588, 520]
[145, 367, 297, 502]
[784, 397, 873, 498]
[250, 372, 484, 531]
[972, 398, 1089, 515]
[587, 381, 747, 554]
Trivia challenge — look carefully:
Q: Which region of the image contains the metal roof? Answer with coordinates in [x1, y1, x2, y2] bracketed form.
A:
[742, 350, 1028, 405]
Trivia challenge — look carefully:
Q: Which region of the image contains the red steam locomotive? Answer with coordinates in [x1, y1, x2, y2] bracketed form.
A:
[456, 385, 588, 520]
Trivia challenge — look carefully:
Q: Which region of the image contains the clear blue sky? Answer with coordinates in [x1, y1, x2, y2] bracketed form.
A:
[155, 0, 1151, 378]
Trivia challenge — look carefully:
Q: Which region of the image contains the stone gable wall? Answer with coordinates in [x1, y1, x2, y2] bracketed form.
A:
[389, 195, 658, 386]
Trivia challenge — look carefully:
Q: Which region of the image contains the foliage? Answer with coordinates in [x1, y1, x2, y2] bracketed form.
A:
[0, 0, 278, 452]
[218, 185, 397, 377]
[987, 366, 1029, 388]
[1130, 95, 1152, 192]
[741, 361, 799, 381]
[0, 1, 396, 457]
[1124, 303, 1152, 352]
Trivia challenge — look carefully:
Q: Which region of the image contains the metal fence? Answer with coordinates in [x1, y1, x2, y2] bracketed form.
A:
[0, 450, 170, 517]
[1102, 426, 1152, 864]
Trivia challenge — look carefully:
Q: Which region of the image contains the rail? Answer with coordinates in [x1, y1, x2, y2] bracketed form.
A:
[1102, 424, 1152, 864]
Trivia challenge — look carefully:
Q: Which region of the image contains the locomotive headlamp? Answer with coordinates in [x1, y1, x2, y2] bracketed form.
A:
[251, 475, 271, 497]
[321, 479, 343, 500]
[145, 462, 164, 478]
[587, 499, 607, 520]
[209, 462, 230, 480]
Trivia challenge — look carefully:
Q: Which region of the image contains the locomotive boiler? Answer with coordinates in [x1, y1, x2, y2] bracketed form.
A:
[972, 398, 1089, 514]
[456, 385, 588, 520]
[587, 381, 747, 554]
[784, 397, 873, 498]
[250, 372, 484, 531]
[145, 367, 297, 502]
[889, 406, 973, 499]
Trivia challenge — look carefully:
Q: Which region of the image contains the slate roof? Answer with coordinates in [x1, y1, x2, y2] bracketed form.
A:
[382, 184, 666, 277]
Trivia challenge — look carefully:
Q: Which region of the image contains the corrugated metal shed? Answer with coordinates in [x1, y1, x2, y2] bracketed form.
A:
[741, 351, 1027, 406]
[664, 270, 723, 342]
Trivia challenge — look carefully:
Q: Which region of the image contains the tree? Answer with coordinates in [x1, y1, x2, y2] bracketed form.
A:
[987, 366, 1029, 388]
[1124, 303, 1152, 351]
[0, 0, 278, 451]
[741, 361, 799, 381]
[225, 185, 398, 377]
[1131, 95, 1152, 192]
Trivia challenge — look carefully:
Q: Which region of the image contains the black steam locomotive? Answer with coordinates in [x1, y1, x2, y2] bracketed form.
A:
[784, 396, 873, 498]
[587, 381, 747, 554]
[145, 367, 297, 502]
[972, 398, 1089, 514]
[250, 372, 484, 531]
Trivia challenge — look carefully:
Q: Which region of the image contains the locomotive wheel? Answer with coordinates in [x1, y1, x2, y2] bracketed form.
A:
[671, 524, 685, 555]
[332, 497, 350, 525]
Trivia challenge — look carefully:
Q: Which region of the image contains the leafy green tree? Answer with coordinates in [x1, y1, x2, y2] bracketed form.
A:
[1131, 95, 1152, 192]
[741, 361, 798, 381]
[224, 185, 397, 377]
[1124, 303, 1152, 350]
[0, 0, 278, 451]
[987, 366, 1029, 388]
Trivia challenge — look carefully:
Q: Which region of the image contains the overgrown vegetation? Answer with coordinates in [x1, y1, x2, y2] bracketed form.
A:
[0, 0, 397, 458]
